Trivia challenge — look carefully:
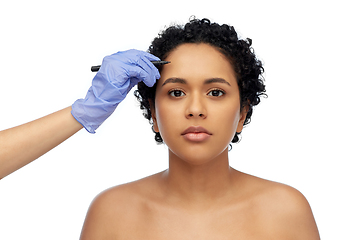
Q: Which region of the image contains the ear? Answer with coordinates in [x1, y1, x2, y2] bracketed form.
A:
[236, 104, 249, 133]
[149, 99, 159, 132]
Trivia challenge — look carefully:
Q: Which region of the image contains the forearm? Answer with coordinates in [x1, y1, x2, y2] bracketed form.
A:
[0, 106, 83, 179]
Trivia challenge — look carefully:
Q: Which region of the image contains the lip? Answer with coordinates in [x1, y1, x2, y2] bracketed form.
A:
[181, 126, 212, 142]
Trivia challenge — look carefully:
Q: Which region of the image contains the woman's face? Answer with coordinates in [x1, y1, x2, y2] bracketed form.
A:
[152, 43, 247, 164]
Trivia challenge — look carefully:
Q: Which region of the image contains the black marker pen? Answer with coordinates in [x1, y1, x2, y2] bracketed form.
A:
[91, 61, 170, 72]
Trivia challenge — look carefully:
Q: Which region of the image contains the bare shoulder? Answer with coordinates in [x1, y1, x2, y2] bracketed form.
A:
[238, 172, 320, 239]
[79, 172, 164, 240]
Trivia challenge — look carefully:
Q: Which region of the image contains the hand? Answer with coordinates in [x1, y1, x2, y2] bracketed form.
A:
[71, 49, 160, 133]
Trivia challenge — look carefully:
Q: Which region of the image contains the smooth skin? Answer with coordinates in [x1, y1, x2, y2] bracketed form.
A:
[0, 107, 83, 179]
[80, 43, 320, 239]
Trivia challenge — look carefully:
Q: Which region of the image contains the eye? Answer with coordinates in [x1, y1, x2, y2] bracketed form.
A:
[169, 89, 185, 97]
[208, 89, 225, 97]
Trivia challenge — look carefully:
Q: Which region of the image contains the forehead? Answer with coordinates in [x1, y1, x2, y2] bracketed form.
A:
[158, 43, 237, 86]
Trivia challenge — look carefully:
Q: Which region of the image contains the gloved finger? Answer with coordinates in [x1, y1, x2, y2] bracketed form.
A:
[140, 51, 161, 62]
[104, 50, 160, 78]
[137, 55, 161, 82]
[123, 50, 161, 80]
[113, 49, 160, 66]
[125, 64, 158, 88]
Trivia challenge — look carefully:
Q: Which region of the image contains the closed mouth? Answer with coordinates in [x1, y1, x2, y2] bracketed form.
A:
[181, 126, 212, 135]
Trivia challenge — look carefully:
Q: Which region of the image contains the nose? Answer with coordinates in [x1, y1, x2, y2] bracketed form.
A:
[185, 93, 207, 119]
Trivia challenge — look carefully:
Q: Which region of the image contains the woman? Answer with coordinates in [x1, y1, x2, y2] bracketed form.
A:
[79, 18, 320, 239]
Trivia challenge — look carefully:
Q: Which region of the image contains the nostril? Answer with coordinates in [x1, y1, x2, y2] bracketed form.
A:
[187, 112, 205, 118]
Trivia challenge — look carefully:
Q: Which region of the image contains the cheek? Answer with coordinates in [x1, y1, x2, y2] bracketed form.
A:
[214, 102, 241, 135]
[154, 100, 181, 139]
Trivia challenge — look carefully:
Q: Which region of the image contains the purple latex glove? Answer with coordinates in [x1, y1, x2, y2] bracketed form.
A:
[72, 49, 160, 133]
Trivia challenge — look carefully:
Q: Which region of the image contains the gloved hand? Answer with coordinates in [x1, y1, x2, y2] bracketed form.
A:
[71, 49, 160, 133]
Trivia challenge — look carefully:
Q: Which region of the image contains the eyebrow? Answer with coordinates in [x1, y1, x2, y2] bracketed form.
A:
[161, 77, 231, 86]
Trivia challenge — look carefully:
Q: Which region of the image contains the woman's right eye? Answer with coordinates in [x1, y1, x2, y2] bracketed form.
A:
[169, 90, 185, 97]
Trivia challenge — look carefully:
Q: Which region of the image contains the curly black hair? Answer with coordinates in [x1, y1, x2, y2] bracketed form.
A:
[134, 17, 266, 144]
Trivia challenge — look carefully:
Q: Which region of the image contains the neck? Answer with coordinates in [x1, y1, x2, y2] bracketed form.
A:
[161, 148, 235, 204]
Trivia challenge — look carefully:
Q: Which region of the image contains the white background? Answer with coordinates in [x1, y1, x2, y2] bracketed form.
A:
[0, 0, 359, 239]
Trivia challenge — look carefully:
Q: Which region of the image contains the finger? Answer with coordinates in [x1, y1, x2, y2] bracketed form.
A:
[138, 55, 161, 80]
[125, 64, 158, 87]
[142, 51, 160, 62]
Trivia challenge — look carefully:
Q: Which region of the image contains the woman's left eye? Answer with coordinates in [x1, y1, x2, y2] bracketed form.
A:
[208, 89, 225, 97]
